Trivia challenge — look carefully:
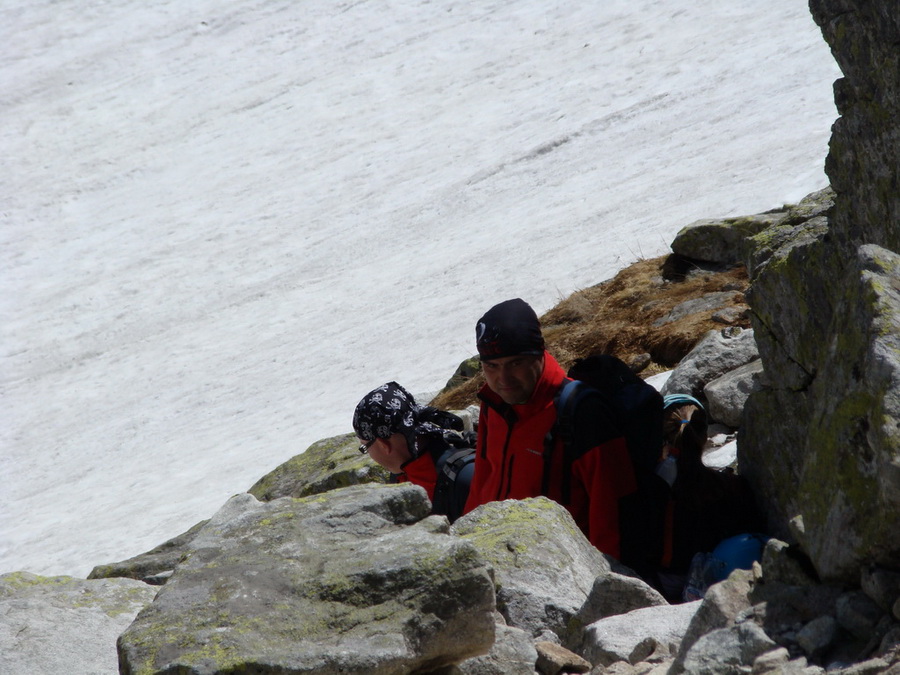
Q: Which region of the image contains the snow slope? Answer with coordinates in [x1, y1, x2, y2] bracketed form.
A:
[1, 0, 840, 577]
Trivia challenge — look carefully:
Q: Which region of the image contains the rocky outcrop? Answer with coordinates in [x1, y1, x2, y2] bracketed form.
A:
[738, 0, 900, 584]
[118, 483, 497, 675]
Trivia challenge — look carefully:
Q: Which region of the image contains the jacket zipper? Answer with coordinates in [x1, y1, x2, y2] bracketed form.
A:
[497, 416, 515, 500]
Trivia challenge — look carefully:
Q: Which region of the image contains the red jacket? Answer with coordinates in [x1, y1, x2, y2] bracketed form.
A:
[462, 352, 636, 558]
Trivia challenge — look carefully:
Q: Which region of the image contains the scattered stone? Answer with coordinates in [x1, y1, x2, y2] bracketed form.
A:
[703, 358, 766, 427]
[457, 618, 538, 675]
[836, 590, 887, 642]
[861, 566, 900, 615]
[751, 647, 791, 674]
[580, 601, 700, 667]
[660, 327, 759, 400]
[536, 640, 592, 674]
[796, 615, 839, 660]
[653, 292, 744, 327]
[671, 569, 756, 672]
[680, 622, 777, 675]
[566, 572, 668, 648]
[760, 538, 820, 587]
[712, 305, 750, 325]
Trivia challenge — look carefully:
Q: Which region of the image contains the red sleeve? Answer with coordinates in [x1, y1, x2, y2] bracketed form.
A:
[462, 405, 491, 515]
[400, 453, 439, 500]
[570, 436, 636, 559]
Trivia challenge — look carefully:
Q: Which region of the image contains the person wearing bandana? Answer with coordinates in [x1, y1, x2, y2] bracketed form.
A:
[353, 381, 473, 523]
[463, 298, 638, 561]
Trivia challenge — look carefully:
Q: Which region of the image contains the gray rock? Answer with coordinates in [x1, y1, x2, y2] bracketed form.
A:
[89, 518, 208, 583]
[759, 539, 820, 587]
[833, 656, 895, 675]
[741, 0, 900, 589]
[0, 572, 157, 675]
[750, 647, 791, 674]
[566, 572, 668, 649]
[92, 433, 395, 587]
[861, 566, 900, 615]
[742, 244, 900, 583]
[247, 431, 391, 501]
[712, 305, 751, 326]
[660, 328, 759, 401]
[671, 211, 788, 265]
[653, 292, 743, 327]
[703, 359, 766, 428]
[457, 618, 539, 675]
[580, 600, 700, 667]
[751, 651, 825, 675]
[836, 590, 887, 641]
[451, 497, 613, 641]
[671, 569, 756, 673]
[796, 615, 839, 659]
[535, 640, 592, 674]
[680, 622, 777, 675]
[118, 484, 496, 675]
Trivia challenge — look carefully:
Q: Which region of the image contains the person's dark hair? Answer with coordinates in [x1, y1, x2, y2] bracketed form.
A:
[663, 402, 708, 467]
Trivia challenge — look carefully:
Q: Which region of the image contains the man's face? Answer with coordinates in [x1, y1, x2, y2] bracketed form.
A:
[481, 354, 544, 405]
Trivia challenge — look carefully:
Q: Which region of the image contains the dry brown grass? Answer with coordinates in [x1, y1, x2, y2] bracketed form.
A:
[431, 254, 751, 410]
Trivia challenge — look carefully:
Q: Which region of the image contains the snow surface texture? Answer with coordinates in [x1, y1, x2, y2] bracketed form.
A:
[2, 0, 839, 577]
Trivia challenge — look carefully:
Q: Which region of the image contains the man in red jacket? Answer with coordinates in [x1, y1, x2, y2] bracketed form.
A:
[463, 298, 637, 559]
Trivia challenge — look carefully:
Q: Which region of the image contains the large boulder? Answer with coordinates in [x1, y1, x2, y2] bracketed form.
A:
[118, 483, 496, 675]
[741, 244, 900, 583]
[0, 572, 157, 675]
[670, 209, 788, 266]
[450, 497, 657, 644]
[740, 0, 900, 585]
[579, 600, 700, 668]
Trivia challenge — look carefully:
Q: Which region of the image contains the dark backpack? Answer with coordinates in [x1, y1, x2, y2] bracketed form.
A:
[431, 430, 477, 523]
[547, 355, 669, 581]
[552, 354, 666, 484]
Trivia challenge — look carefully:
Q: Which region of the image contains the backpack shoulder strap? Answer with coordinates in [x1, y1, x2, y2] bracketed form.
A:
[544, 378, 597, 501]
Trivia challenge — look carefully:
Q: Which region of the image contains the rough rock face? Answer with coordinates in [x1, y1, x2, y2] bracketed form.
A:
[450, 497, 663, 642]
[739, 0, 900, 584]
[118, 484, 497, 675]
[0, 572, 157, 675]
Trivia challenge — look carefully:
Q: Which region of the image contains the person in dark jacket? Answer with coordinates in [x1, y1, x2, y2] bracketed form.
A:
[462, 298, 637, 559]
[352, 381, 473, 522]
[656, 394, 766, 601]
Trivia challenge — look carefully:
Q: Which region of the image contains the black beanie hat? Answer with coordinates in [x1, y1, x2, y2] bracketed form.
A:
[475, 298, 545, 360]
